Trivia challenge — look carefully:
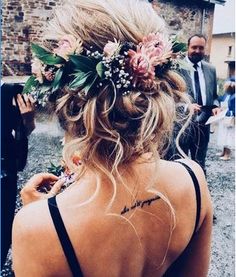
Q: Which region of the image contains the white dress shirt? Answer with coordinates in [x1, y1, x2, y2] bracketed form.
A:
[186, 57, 207, 106]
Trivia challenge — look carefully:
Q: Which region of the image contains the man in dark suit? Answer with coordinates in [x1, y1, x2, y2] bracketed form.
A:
[177, 34, 220, 172]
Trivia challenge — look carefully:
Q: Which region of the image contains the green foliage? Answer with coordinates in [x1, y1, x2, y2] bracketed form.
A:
[171, 36, 187, 53]
[47, 162, 64, 176]
[40, 55, 66, 65]
[69, 55, 102, 92]
[172, 41, 187, 53]
[69, 71, 93, 89]
[52, 67, 64, 92]
[69, 55, 97, 72]
[31, 43, 65, 65]
[31, 43, 51, 56]
[96, 61, 106, 78]
[23, 76, 39, 94]
[84, 75, 98, 94]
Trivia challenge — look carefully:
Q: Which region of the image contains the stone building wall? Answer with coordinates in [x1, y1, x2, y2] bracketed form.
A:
[1, 0, 215, 76]
[2, 0, 60, 76]
[153, 0, 215, 52]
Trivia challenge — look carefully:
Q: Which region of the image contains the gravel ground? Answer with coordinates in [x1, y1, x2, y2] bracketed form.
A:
[1, 119, 235, 277]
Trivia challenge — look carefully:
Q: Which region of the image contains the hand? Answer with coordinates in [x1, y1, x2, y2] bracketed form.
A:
[16, 93, 35, 115]
[20, 173, 65, 206]
[189, 103, 202, 113]
[212, 107, 221, 116]
[16, 94, 36, 135]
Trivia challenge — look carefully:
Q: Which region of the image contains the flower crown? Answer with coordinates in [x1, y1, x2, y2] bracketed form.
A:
[23, 33, 188, 106]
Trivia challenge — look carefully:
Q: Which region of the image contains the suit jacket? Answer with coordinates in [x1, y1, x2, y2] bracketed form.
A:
[179, 60, 219, 123]
[180, 60, 218, 105]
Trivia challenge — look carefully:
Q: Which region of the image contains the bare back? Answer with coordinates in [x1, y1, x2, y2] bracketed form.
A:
[12, 158, 212, 277]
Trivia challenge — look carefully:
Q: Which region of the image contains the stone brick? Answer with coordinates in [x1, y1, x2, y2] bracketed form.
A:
[44, 6, 52, 10]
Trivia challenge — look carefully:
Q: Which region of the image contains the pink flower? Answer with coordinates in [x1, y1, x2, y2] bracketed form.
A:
[31, 58, 44, 84]
[128, 48, 155, 79]
[128, 32, 173, 87]
[103, 39, 120, 57]
[54, 35, 82, 60]
[140, 33, 172, 66]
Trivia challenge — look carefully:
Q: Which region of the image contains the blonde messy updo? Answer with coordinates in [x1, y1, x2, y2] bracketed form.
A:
[46, 0, 190, 177]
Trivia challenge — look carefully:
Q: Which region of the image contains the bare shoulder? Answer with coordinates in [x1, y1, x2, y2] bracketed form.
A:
[159, 159, 212, 226]
[157, 159, 204, 190]
[13, 199, 50, 237]
[12, 200, 60, 276]
[175, 158, 205, 179]
[173, 158, 209, 196]
[171, 159, 212, 224]
[12, 199, 52, 257]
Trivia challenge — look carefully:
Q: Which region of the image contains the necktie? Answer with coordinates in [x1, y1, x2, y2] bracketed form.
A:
[193, 63, 203, 106]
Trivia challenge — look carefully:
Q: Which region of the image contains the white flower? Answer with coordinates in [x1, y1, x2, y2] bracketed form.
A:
[103, 39, 121, 58]
[31, 58, 44, 84]
[54, 35, 83, 60]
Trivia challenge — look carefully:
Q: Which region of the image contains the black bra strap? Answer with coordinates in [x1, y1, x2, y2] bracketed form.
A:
[176, 161, 201, 233]
[48, 196, 83, 277]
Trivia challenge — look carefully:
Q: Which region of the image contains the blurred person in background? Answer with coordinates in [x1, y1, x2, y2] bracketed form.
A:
[168, 34, 221, 173]
[216, 76, 235, 160]
[1, 82, 35, 268]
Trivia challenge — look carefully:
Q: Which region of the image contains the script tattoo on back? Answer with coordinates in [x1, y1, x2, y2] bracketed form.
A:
[120, 194, 161, 215]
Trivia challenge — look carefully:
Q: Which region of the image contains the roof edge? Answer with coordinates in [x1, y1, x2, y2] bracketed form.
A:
[213, 31, 235, 35]
[202, 0, 226, 5]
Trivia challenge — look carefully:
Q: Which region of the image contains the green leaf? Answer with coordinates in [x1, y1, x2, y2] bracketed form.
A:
[52, 67, 64, 92]
[84, 75, 98, 94]
[40, 54, 65, 65]
[96, 61, 106, 78]
[69, 71, 93, 89]
[40, 84, 52, 93]
[23, 76, 39, 94]
[172, 42, 187, 53]
[31, 43, 65, 65]
[72, 70, 88, 78]
[69, 55, 97, 72]
[47, 162, 64, 176]
[31, 43, 51, 57]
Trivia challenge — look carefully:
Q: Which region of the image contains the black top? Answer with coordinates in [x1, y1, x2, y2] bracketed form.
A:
[163, 161, 202, 277]
[176, 161, 201, 233]
[48, 161, 201, 277]
[1, 83, 28, 173]
[48, 196, 84, 277]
